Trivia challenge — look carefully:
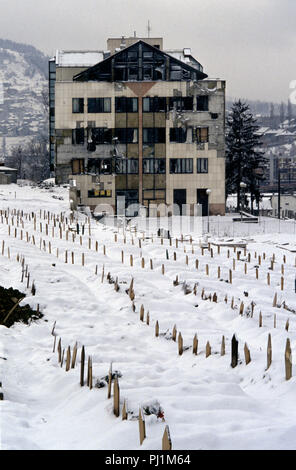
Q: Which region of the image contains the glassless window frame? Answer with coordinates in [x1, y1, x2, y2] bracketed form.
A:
[143, 158, 166, 174]
[197, 158, 208, 174]
[87, 98, 111, 113]
[196, 127, 209, 143]
[196, 96, 209, 111]
[115, 97, 138, 113]
[169, 158, 193, 174]
[116, 158, 139, 174]
[72, 98, 84, 114]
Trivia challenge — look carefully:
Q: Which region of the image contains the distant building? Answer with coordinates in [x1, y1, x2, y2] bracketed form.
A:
[0, 163, 17, 184]
[271, 194, 296, 219]
[49, 36, 226, 216]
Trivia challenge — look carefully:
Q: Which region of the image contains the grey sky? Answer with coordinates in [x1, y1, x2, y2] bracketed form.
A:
[0, 0, 295, 103]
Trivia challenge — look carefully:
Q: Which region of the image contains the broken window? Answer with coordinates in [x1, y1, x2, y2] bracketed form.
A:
[90, 128, 112, 144]
[72, 128, 85, 145]
[143, 158, 166, 174]
[72, 98, 84, 114]
[72, 159, 84, 174]
[196, 96, 209, 111]
[143, 128, 166, 144]
[170, 158, 193, 174]
[197, 158, 208, 174]
[114, 128, 138, 143]
[115, 159, 139, 174]
[115, 97, 138, 113]
[100, 159, 112, 174]
[128, 67, 138, 80]
[87, 159, 100, 173]
[196, 127, 209, 143]
[169, 97, 193, 111]
[127, 51, 138, 62]
[143, 51, 153, 60]
[87, 98, 111, 113]
[169, 128, 187, 143]
[143, 97, 166, 112]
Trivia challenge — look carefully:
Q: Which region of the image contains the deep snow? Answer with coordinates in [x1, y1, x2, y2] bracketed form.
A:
[0, 184, 296, 450]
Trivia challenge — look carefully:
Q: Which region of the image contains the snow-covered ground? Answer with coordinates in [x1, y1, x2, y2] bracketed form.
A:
[0, 183, 296, 450]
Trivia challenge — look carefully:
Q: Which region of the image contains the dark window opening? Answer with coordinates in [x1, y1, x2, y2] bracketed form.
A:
[128, 66, 138, 80]
[196, 96, 209, 111]
[170, 128, 187, 143]
[72, 128, 85, 145]
[170, 158, 193, 174]
[89, 128, 112, 145]
[87, 98, 111, 113]
[72, 98, 84, 114]
[210, 113, 218, 119]
[127, 51, 138, 62]
[169, 96, 193, 111]
[143, 97, 166, 112]
[115, 97, 138, 113]
[114, 128, 138, 143]
[143, 128, 165, 144]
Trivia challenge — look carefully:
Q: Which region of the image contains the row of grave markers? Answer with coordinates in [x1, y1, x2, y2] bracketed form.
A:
[51, 323, 172, 449]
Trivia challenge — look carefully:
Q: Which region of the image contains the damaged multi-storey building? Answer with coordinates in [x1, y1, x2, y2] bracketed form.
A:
[49, 36, 226, 216]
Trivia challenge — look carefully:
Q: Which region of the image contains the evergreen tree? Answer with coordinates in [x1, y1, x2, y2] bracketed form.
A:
[280, 102, 285, 123]
[226, 100, 267, 213]
[287, 99, 293, 122]
[270, 102, 275, 128]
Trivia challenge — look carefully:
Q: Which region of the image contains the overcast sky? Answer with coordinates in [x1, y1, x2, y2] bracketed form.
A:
[0, 0, 295, 103]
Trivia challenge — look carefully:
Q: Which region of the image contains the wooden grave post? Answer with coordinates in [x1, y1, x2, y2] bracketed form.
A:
[178, 332, 183, 356]
[80, 346, 85, 386]
[162, 425, 172, 450]
[285, 339, 292, 381]
[139, 408, 146, 445]
[231, 334, 238, 368]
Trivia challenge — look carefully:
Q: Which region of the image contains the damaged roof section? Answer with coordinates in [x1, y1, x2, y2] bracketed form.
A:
[73, 40, 208, 83]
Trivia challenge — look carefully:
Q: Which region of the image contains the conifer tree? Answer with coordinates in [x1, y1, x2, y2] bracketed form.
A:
[226, 100, 266, 213]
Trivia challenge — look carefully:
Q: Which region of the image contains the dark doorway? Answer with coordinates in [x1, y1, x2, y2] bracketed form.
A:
[197, 189, 208, 216]
[173, 189, 186, 215]
[116, 190, 139, 216]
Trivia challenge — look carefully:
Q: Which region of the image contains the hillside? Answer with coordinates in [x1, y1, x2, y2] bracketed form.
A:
[0, 39, 49, 139]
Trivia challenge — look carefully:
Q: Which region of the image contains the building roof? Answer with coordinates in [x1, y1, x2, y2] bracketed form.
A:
[55, 50, 105, 67]
[73, 40, 207, 82]
[0, 166, 17, 172]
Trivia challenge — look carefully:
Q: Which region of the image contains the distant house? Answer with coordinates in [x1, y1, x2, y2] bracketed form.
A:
[0, 163, 17, 184]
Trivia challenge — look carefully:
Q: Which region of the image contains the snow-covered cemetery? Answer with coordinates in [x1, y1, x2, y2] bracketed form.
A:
[1, 0, 296, 455]
[0, 181, 296, 450]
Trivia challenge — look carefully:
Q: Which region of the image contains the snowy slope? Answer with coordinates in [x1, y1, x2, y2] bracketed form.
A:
[0, 40, 48, 138]
[0, 184, 296, 450]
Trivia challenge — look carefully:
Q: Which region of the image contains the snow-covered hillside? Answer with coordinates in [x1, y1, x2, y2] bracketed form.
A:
[0, 184, 296, 450]
[0, 39, 48, 139]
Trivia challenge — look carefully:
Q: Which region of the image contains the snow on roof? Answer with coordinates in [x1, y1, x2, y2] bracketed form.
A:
[165, 49, 203, 71]
[55, 50, 104, 67]
[0, 166, 17, 171]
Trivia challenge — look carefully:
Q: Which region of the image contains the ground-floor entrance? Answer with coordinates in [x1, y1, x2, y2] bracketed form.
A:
[173, 189, 187, 215]
[197, 189, 209, 216]
[116, 190, 139, 216]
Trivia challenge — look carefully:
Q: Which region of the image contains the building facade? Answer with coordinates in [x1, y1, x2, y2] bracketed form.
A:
[50, 37, 226, 216]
